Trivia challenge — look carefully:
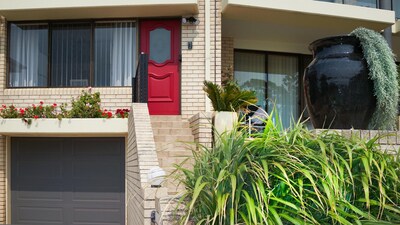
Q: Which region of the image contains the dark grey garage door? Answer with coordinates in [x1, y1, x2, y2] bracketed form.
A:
[11, 137, 125, 225]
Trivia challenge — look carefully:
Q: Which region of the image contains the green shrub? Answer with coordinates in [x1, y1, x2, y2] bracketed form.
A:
[68, 90, 102, 118]
[176, 115, 400, 224]
[203, 80, 257, 112]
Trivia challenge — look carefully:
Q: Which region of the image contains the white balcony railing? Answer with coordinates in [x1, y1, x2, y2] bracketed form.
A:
[316, 0, 378, 8]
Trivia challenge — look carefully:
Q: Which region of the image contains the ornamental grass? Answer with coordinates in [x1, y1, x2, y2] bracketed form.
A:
[176, 114, 400, 224]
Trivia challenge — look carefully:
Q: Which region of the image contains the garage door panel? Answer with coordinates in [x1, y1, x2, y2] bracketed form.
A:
[73, 162, 122, 178]
[17, 161, 63, 179]
[17, 206, 64, 224]
[15, 140, 63, 160]
[72, 139, 124, 156]
[73, 207, 122, 224]
[16, 187, 64, 201]
[12, 137, 125, 225]
[73, 191, 123, 202]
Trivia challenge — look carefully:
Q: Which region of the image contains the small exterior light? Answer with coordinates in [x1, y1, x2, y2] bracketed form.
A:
[182, 16, 200, 25]
[147, 166, 166, 188]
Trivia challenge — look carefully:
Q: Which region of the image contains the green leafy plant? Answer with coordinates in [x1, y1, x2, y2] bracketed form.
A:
[68, 90, 102, 118]
[176, 113, 400, 224]
[350, 27, 399, 130]
[203, 80, 257, 112]
[0, 90, 130, 123]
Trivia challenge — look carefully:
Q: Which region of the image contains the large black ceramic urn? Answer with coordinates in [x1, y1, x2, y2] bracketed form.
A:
[303, 36, 376, 129]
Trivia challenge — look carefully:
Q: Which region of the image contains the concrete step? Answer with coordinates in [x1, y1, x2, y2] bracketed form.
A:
[153, 135, 194, 143]
[153, 128, 193, 136]
[150, 115, 183, 122]
[151, 121, 190, 129]
[157, 149, 193, 158]
[150, 115, 195, 195]
[155, 141, 191, 148]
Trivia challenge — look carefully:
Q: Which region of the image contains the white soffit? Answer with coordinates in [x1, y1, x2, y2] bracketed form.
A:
[221, 0, 395, 32]
[0, 0, 199, 20]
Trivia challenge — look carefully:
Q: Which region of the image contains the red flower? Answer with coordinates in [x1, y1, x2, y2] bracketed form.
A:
[39, 105, 43, 110]
[53, 103, 57, 107]
[40, 101, 44, 105]
[2, 104, 6, 108]
[107, 112, 112, 118]
[19, 108, 25, 115]
[33, 115, 39, 119]
[32, 104, 36, 108]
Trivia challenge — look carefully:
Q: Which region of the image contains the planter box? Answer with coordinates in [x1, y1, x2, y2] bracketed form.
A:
[0, 118, 128, 137]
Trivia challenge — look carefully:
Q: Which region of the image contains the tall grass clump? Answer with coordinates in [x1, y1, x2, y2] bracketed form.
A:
[176, 115, 400, 224]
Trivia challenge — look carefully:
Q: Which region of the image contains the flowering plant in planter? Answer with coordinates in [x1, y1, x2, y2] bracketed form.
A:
[0, 90, 130, 124]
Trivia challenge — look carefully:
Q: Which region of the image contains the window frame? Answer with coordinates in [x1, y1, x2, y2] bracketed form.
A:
[7, 18, 138, 89]
[233, 49, 312, 120]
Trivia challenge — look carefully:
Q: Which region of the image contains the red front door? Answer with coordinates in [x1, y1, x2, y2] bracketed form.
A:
[140, 19, 181, 115]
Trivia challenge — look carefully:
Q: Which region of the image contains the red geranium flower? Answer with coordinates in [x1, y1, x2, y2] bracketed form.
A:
[107, 112, 112, 118]
[33, 115, 39, 119]
[53, 103, 57, 107]
[40, 101, 44, 105]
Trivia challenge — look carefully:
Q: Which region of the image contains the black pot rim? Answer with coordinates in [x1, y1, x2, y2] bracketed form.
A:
[309, 35, 359, 51]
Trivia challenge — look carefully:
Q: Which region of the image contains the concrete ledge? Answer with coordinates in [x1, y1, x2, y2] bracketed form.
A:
[0, 118, 128, 137]
[0, 0, 198, 20]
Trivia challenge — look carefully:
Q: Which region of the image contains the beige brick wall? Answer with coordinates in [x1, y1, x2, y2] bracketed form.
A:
[222, 36, 234, 85]
[127, 103, 168, 225]
[2, 88, 132, 111]
[0, 137, 5, 224]
[0, 16, 6, 225]
[189, 112, 213, 148]
[319, 129, 400, 154]
[181, 0, 222, 118]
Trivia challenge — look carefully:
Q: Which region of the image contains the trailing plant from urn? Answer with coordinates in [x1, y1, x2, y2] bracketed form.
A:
[203, 80, 257, 112]
[350, 27, 399, 130]
[176, 113, 400, 224]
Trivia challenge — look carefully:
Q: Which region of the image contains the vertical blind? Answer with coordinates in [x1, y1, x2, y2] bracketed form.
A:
[9, 24, 48, 87]
[234, 51, 299, 128]
[267, 55, 299, 128]
[51, 23, 91, 87]
[94, 22, 136, 86]
[234, 51, 267, 110]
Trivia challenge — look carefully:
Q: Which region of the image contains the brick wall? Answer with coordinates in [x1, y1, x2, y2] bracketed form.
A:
[0, 137, 5, 224]
[0, 16, 6, 224]
[189, 112, 213, 148]
[222, 37, 234, 85]
[318, 129, 400, 154]
[181, 0, 222, 118]
[127, 103, 168, 225]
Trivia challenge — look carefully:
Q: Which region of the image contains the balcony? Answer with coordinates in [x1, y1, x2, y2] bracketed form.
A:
[316, 0, 378, 8]
[222, 0, 394, 54]
[0, 0, 199, 20]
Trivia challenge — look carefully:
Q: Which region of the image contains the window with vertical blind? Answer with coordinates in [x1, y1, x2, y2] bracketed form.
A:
[8, 20, 136, 88]
[234, 50, 312, 128]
